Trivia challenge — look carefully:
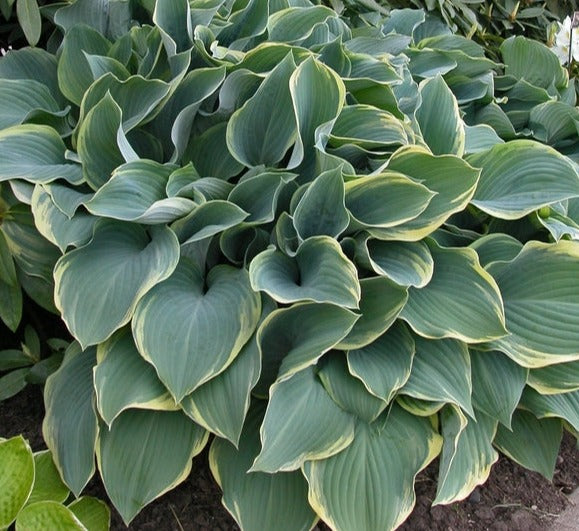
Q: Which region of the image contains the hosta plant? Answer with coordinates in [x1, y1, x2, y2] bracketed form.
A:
[0, 1, 578, 530]
[0, 435, 110, 530]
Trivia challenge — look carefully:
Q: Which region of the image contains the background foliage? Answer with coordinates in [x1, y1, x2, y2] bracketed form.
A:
[0, 1, 578, 530]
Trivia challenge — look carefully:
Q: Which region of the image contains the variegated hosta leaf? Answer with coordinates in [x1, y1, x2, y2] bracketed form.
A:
[132, 260, 261, 402]
[227, 53, 297, 167]
[337, 277, 408, 350]
[152, 66, 227, 162]
[0, 79, 61, 129]
[180, 296, 276, 446]
[171, 200, 249, 244]
[470, 350, 527, 428]
[401, 335, 474, 418]
[371, 146, 480, 241]
[416, 74, 465, 156]
[529, 101, 579, 145]
[0, 125, 82, 185]
[468, 140, 579, 220]
[187, 122, 245, 180]
[267, 5, 338, 44]
[469, 233, 523, 268]
[251, 367, 356, 473]
[487, 240, 579, 368]
[435, 407, 498, 505]
[54, 220, 180, 348]
[528, 362, 579, 394]
[401, 241, 507, 343]
[216, 0, 269, 46]
[329, 104, 409, 151]
[57, 24, 111, 106]
[94, 328, 177, 427]
[43, 342, 98, 496]
[249, 236, 360, 308]
[464, 124, 504, 154]
[79, 73, 171, 133]
[500, 35, 567, 90]
[255, 302, 359, 395]
[288, 56, 345, 174]
[344, 172, 435, 229]
[303, 405, 442, 531]
[521, 388, 579, 433]
[167, 165, 231, 200]
[0, 436, 34, 529]
[347, 321, 415, 404]
[210, 403, 317, 531]
[397, 396, 445, 417]
[357, 237, 434, 288]
[292, 167, 349, 240]
[85, 160, 195, 224]
[229, 171, 296, 225]
[31, 185, 96, 253]
[535, 209, 579, 243]
[0, 48, 61, 106]
[0, 230, 23, 332]
[494, 409, 562, 479]
[97, 409, 208, 525]
[77, 93, 137, 190]
[318, 352, 387, 423]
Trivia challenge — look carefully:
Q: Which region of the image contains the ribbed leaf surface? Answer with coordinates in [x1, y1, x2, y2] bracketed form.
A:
[488, 241, 579, 367]
[132, 261, 261, 401]
[303, 405, 442, 531]
[494, 410, 562, 479]
[470, 350, 527, 428]
[435, 407, 498, 505]
[249, 236, 360, 308]
[401, 336, 474, 417]
[347, 322, 415, 404]
[0, 125, 82, 184]
[469, 141, 579, 219]
[94, 329, 177, 426]
[252, 367, 356, 472]
[209, 403, 317, 531]
[97, 410, 208, 524]
[43, 343, 98, 496]
[401, 241, 506, 343]
[54, 221, 179, 348]
[255, 302, 358, 394]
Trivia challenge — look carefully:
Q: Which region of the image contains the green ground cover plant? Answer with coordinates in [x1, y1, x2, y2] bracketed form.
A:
[0, 435, 109, 530]
[0, 1, 578, 529]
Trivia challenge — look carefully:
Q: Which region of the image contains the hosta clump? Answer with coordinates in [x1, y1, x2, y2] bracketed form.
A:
[1, 1, 579, 529]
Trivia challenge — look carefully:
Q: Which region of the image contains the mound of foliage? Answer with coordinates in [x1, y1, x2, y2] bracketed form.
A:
[1, 1, 578, 530]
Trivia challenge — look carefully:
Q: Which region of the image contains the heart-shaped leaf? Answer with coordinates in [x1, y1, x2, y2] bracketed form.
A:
[249, 236, 360, 308]
[303, 405, 442, 531]
[54, 220, 179, 347]
[132, 260, 261, 401]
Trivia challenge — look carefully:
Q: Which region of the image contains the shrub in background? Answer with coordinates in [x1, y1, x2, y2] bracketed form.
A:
[0, 1, 578, 530]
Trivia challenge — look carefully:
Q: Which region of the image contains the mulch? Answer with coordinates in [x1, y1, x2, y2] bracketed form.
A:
[1, 385, 578, 531]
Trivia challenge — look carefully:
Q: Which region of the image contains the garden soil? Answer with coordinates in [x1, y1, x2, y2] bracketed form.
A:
[2, 385, 578, 531]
